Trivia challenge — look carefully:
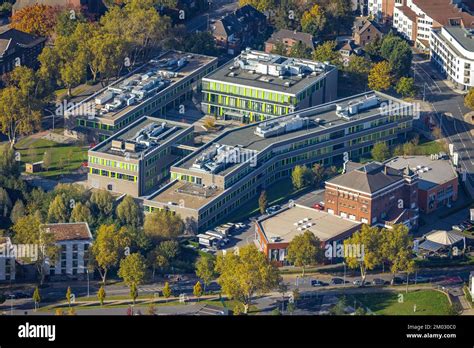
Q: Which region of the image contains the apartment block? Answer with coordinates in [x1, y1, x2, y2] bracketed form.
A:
[142, 91, 415, 231]
[324, 162, 419, 229]
[393, 0, 474, 50]
[42, 223, 93, 280]
[431, 27, 474, 90]
[201, 49, 338, 123]
[88, 116, 194, 197]
[65, 50, 217, 143]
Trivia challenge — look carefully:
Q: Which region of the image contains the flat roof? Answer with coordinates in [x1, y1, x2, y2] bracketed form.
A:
[385, 155, 458, 191]
[67, 50, 217, 123]
[146, 180, 222, 210]
[90, 116, 190, 159]
[443, 27, 474, 53]
[176, 91, 412, 175]
[259, 204, 361, 243]
[203, 49, 335, 95]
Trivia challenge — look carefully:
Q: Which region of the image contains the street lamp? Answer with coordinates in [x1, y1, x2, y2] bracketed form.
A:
[86, 269, 90, 298]
[343, 261, 346, 287]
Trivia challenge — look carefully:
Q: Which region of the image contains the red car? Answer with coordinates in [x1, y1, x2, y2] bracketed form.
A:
[312, 203, 324, 210]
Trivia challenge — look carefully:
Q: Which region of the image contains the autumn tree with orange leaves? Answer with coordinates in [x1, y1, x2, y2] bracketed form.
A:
[11, 4, 60, 37]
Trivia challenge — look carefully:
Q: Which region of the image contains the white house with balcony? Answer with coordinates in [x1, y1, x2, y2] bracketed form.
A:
[431, 27, 474, 90]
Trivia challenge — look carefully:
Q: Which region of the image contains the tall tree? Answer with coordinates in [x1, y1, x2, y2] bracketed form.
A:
[465, 88, 474, 110]
[301, 4, 326, 36]
[371, 142, 390, 162]
[396, 77, 417, 98]
[381, 224, 415, 283]
[92, 224, 131, 283]
[144, 210, 184, 242]
[193, 281, 203, 301]
[33, 286, 41, 311]
[90, 190, 115, 218]
[368, 61, 392, 91]
[70, 202, 93, 224]
[215, 245, 281, 314]
[312, 163, 325, 188]
[10, 4, 59, 37]
[238, 0, 275, 12]
[344, 225, 383, 284]
[118, 253, 147, 303]
[291, 165, 312, 190]
[97, 285, 106, 306]
[195, 255, 216, 292]
[116, 195, 142, 227]
[47, 195, 69, 223]
[312, 41, 340, 66]
[10, 199, 25, 224]
[286, 230, 324, 276]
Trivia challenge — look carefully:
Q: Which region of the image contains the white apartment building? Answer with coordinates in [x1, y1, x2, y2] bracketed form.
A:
[431, 27, 474, 90]
[392, 0, 474, 50]
[42, 223, 93, 279]
[0, 237, 15, 281]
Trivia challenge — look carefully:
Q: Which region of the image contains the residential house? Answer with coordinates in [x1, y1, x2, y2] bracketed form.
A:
[264, 29, 315, 54]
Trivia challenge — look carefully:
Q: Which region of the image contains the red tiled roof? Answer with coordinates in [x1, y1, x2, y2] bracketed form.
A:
[41, 223, 92, 242]
[397, 5, 418, 22]
[413, 0, 474, 27]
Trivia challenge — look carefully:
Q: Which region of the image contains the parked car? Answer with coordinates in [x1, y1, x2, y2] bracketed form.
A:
[266, 205, 281, 215]
[353, 279, 363, 286]
[13, 291, 31, 299]
[330, 277, 345, 285]
[235, 222, 246, 229]
[452, 225, 463, 231]
[311, 279, 328, 287]
[372, 278, 386, 286]
[312, 203, 324, 210]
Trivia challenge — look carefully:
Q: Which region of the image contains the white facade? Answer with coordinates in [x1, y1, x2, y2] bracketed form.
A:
[0, 238, 15, 281]
[49, 240, 91, 277]
[431, 27, 474, 90]
[392, 0, 434, 45]
[368, 0, 384, 22]
[393, 6, 416, 41]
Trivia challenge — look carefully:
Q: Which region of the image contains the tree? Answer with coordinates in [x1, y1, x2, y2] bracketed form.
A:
[312, 41, 339, 66]
[42, 151, 52, 171]
[344, 225, 383, 284]
[70, 202, 92, 224]
[195, 255, 216, 292]
[92, 224, 131, 284]
[346, 56, 371, 85]
[402, 142, 416, 156]
[215, 245, 281, 314]
[162, 282, 172, 301]
[203, 116, 216, 130]
[118, 253, 147, 287]
[97, 285, 106, 306]
[66, 286, 72, 307]
[465, 88, 474, 110]
[47, 195, 69, 223]
[238, 0, 275, 12]
[90, 190, 115, 218]
[258, 191, 268, 215]
[144, 210, 184, 242]
[291, 165, 312, 190]
[0, 146, 20, 177]
[271, 41, 288, 56]
[0, 86, 41, 147]
[116, 195, 141, 227]
[301, 4, 326, 36]
[10, 4, 59, 37]
[368, 61, 392, 91]
[330, 296, 348, 315]
[371, 142, 390, 162]
[0, 188, 11, 218]
[13, 215, 59, 285]
[129, 282, 138, 304]
[286, 231, 324, 276]
[380, 224, 415, 283]
[10, 199, 25, 224]
[312, 163, 325, 188]
[388, 41, 412, 78]
[396, 77, 416, 98]
[288, 41, 311, 59]
[33, 286, 41, 311]
[193, 281, 203, 301]
[432, 126, 442, 140]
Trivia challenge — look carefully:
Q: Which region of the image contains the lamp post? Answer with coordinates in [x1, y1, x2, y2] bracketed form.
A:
[343, 261, 346, 287]
[9, 294, 15, 315]
[86, 269, 90, 298]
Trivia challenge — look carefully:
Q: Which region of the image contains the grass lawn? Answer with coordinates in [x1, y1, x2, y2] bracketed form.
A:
[414, 140, 445, 156]
[201, 299, 259, 313]
[228, 178, 312, 223]
[13, 136, 88, 178]
[350, 290, 452, 315]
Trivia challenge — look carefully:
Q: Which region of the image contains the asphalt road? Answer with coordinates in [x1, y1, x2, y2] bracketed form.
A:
[412, 55, 474, 190]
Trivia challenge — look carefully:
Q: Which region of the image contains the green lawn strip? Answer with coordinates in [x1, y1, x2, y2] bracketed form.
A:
[349, 290, 452, 315]
[201, 299, 259, 313]
[229, 178, 313, 223]
[14, 137, 87, 178]
[414, 140, 444, 156]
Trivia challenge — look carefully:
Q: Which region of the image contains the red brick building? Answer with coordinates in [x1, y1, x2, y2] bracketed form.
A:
[385, 156, 458, 214]
[324, 162, 419, 230]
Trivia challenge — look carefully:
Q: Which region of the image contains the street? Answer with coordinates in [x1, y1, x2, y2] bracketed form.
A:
[412, 55, 474, 191]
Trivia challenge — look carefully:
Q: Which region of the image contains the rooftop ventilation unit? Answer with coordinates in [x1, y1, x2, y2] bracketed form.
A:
[254, 114, 310, 138]
[336, 94, 380, 120]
